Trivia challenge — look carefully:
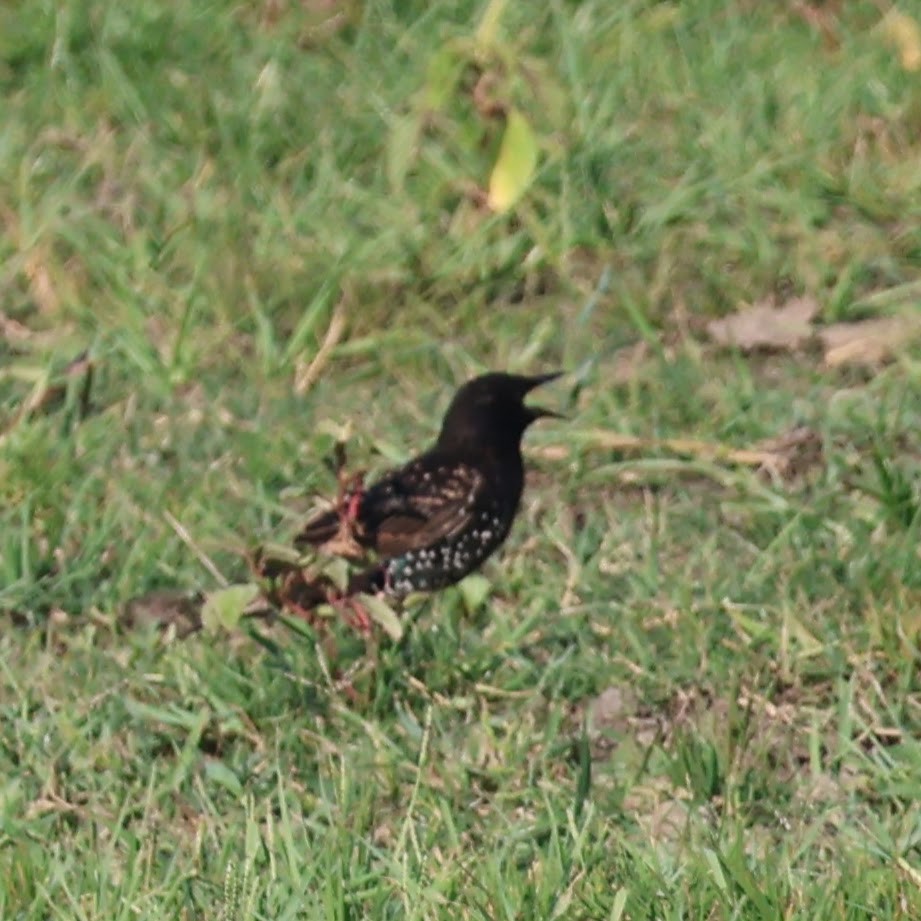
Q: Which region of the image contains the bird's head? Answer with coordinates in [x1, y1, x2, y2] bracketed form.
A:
[436, 371, 563, 452]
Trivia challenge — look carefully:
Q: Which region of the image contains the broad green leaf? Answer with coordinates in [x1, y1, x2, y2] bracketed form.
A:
[487, 109, 538, 213]
[318, 557, 351, 593]
[360, 593, 404, 641]
[201, 583, 260, 633]
[257, 542, 303, 568]
[458, 574, 492, 615]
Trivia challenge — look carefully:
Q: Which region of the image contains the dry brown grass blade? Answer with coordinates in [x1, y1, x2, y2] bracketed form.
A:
[536, 426, 822, 480]
[819, 313, 921, 368]
[294, 299, 348, 395]
[162, 510, 229, 587]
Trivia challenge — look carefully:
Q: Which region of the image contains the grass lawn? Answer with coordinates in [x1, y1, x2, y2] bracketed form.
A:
[2, 0, 921, 917]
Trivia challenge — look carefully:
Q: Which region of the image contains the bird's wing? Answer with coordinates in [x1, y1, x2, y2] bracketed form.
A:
[363, 461, 484, 557]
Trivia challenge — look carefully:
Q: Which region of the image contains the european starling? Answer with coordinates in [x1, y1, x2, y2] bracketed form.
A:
[295, 371, 562, 604]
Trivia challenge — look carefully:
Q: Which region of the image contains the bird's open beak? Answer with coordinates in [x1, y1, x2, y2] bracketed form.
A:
[525, 371, 564, 390]
[524, 371, 565, 421]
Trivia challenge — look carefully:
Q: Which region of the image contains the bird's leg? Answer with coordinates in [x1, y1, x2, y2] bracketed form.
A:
[332, 595, 373, 636]
[325, 439, 365, 534]
[341, 470, 365, 526]
[330, 461, 366, 544]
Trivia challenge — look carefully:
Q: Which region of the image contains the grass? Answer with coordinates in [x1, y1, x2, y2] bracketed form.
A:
[2, 0, 921, 917]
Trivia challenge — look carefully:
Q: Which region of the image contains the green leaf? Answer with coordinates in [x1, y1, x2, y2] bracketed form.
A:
[317, 557, 351, 593]
[257, 542, 303, 568]
[458, 573, 492, 615]
[609, 888, 629, 921]
[360, 593, 404, 641]
[487, 109, 538, 213]
[201, 583, 260, 633]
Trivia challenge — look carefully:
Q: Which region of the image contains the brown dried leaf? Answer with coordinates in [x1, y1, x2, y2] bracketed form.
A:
[638, 796, 696, 844]
[819, 314, 921, 368]
[120, 590, 204, 638]
[588, 685, 636, 731]
[751, 425, 823, 481]
[707, 295, 820, 352]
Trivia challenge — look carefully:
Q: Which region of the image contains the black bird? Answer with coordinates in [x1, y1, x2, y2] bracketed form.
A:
[295, 371, 562, 604]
